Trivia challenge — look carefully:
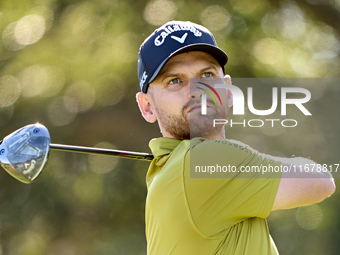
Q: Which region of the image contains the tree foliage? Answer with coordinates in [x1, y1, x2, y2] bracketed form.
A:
[0, 0, 339, 254]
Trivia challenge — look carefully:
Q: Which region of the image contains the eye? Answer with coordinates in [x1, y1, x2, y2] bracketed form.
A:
[165, 77, 185, 90]
[202, 72, 213, 78]
[169, 78, 180, 85]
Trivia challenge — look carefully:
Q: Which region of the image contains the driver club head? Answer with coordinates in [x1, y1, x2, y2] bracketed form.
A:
[0, 123, 50, 184]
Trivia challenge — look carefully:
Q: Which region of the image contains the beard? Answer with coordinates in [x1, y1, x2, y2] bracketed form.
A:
[154, 98, 228, 140]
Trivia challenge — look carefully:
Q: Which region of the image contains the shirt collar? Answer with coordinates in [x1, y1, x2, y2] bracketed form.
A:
[149, 137, 182, 157]
[149, 137, 183, 166]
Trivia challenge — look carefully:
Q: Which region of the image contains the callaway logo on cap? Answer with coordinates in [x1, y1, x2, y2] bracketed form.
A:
[137, 20, 228, 93]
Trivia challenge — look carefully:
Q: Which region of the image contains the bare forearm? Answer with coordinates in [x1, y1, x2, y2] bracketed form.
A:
[271, 156, 336, 211]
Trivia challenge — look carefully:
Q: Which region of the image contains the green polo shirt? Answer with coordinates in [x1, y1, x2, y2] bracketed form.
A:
[146, 137, 281, 255]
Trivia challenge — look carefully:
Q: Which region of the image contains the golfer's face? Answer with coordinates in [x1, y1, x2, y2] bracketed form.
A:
[147, 51, 229, 139]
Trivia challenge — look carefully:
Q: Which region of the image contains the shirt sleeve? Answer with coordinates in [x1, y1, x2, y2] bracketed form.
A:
[183, 138, 282, 237]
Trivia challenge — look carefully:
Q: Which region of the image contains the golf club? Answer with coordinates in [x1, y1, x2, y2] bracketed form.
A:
[0, 123, 153, 184]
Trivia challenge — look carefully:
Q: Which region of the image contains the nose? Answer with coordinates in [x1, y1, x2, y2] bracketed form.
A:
[188, 80, 203, 101]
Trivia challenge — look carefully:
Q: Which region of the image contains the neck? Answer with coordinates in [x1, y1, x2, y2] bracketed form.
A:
[161, 127, 226, 140]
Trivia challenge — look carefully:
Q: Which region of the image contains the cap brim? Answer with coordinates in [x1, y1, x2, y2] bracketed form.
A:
[148, 43, 228, 85]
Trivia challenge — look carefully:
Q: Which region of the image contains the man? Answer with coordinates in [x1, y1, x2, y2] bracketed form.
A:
[136, 20, 335, 255]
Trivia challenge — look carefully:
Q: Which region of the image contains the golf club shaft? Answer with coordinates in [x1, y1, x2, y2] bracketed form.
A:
[50, 143, 154, 161]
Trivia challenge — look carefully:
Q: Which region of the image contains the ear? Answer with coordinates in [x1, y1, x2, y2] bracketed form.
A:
[136, 92, 157, 123]
[224, 75, 233, 108]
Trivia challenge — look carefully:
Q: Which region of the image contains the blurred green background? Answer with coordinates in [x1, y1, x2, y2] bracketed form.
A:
[0, 0, 339, 254]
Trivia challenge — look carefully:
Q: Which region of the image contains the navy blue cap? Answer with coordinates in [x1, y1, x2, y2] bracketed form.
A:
[138, 21, 228, 93]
